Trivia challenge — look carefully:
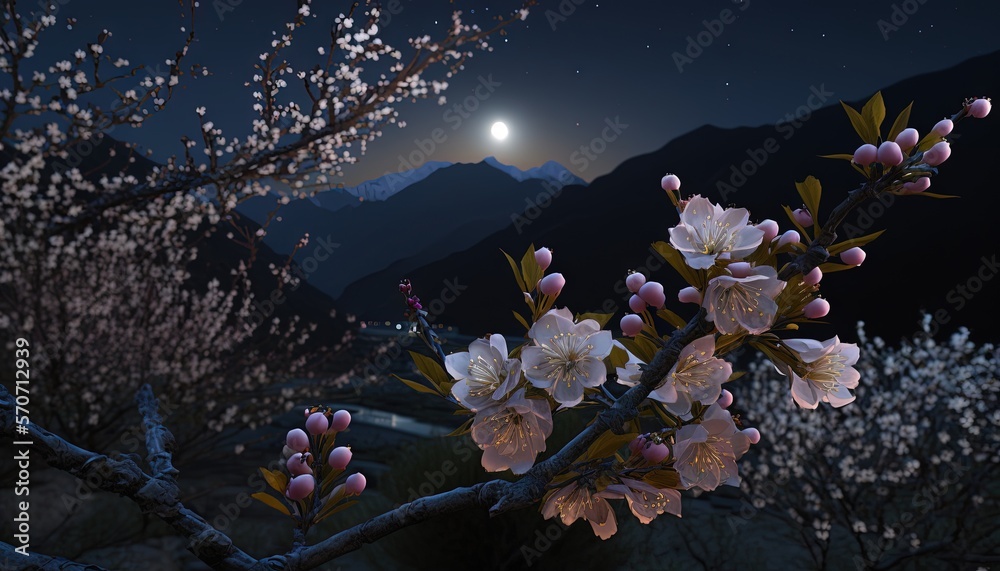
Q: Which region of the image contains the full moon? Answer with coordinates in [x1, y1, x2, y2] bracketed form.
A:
[491, 121, 509, 140]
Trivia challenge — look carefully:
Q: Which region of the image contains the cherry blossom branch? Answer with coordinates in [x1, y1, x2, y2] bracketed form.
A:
[45, 4, 533, 237]
[284, 481, 509, 569]
[136, 383, 179, 482]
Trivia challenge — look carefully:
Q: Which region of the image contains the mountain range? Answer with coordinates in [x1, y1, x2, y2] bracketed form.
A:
[234, 157, 588, 299]
[330, 50, 1000, 344]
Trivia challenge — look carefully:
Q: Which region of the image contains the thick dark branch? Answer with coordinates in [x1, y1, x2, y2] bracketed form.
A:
[135, 383, 179, 482]
[0, 384, 257, 571]
[286, 481, 509, 570]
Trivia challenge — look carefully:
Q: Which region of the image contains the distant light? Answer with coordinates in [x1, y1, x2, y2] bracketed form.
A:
[491, 121, 509, 140]
[395, 324, 402, 330]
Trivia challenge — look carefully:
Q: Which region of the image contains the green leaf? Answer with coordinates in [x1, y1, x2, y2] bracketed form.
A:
[315, 500, 359, 524]
[408, 350, 450, 386]
[576, 312, 614, 328]
[501, 249, 526, 292]
[655, 307, 688, 330]
[609, 344, 631, 369]
[520, 244, 542, 293]
[817, 262, 854, 274]
[393, 374, 441, 396]
[726, 370, 746, 383]
[861, 91, 886, 140]
[251, 492, 291, 516]
[794, 176, 822, 235]
[512, 310, 531, 332]
[642, 469, 681, 490]
[618, 336, 657, 364]
[446, 418, 474, 437]
[828, 229, 885, 255]
[580, 430, 637, 462]
[651, 241, 703, 289]
[819, 153, 856, 161]
[259, 467, 288, 495]
[886, 101, 913, 142]
[841, 101, 873, 144]
[908, 191, 959, 199]
[782, 204, 809, 238]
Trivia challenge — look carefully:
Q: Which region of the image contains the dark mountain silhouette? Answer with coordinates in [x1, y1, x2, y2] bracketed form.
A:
[338, 50, 1000, 344]
[236, 161, 588, 299]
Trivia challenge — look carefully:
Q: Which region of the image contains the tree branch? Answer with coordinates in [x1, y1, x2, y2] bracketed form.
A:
[0, 384, 257, 571]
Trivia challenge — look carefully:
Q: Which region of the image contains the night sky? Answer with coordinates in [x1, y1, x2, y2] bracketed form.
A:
[30, 0, 1000, 185]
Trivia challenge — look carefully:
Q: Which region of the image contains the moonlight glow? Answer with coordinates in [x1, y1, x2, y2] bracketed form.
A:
[491, 121, 509, 140]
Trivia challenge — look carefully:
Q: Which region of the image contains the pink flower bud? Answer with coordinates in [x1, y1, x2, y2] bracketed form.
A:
[717, 389, 734, 409]
[642, 442, 670, 464]
[637, 281, 666, 309]
[534, 247, 552, 271]
[628, 294, 647, 313]
[931, 118, 953, 137]
[285, 474, 315, 500]
[539, 273, 566, 297]
[923, 141, 951, 166]
[306, 412, 329, 436]
[286, 428, 309, 452]
[303, 408, 311, 418]
[803, 298, 830, 319]
[901, 177, 931, 194]
[330, 410, 351, 432]
[625, 272, 646, 293]
[678, 286, 702, 304]
[345, 473, 367, 496]
[287, 452, 313, 476]
[853, 143, 878, 166]
[728, 262, 752, 278]
[777, 230, 800, 248]
[877, 141, 904, 167]
[628, 435, 648, 455]
[327, 446, 352, 470]
[803, 266, 823, 286]
[660, 173, 681, 192]
[756, 219, 779, 243]
[620, 314, 643, 337]
[742, 427, 761, 445]
[970, 98, 991, 119]
[841, 247, 866, 266]
[894, 128, 919, 151]
[792, 208, 813, 227]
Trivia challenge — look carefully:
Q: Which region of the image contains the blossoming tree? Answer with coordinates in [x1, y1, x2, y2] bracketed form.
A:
[735, 321, 999, 569]
[0, 0, 529, 452]
[0, 0, 995, 567]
